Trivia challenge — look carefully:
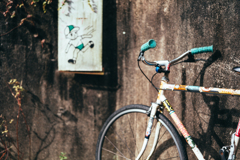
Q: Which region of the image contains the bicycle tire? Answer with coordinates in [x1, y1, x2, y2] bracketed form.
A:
[96, 104, 188, 160]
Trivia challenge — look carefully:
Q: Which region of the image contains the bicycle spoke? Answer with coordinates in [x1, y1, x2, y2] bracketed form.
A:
[158, 128, 168, 141]
[105, 116, 179, 160]
[97, 106, 186, 160]
[160, 156, 180, 159]
[102, 148, 131, 160]
[153, 125, 180, 160]
[104, 136, 127, 159]
[105, 113, 142, 159]
[110, 123, 135, 157]
[127, 113, 139, 154]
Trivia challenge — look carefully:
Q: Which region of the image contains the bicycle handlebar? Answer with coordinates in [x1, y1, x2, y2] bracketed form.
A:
[170, 45, 213, 64]
[141, 39, 157, 52]
[139, 40, 214, 70]
[191, 45, 213, 55]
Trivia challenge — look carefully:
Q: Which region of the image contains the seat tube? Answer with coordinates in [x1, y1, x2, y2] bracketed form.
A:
[234, 119, 240, 155]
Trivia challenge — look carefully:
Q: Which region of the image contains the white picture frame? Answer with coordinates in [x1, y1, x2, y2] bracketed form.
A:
[58, 0, 103, 72]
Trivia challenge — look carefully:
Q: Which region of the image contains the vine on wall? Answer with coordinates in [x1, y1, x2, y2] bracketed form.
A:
[0, 80, 30, 160]
[0, 1, 67, 159]
[0, 0, 66, 47]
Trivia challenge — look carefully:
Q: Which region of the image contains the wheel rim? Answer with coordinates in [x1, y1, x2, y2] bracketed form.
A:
[98, 108, 183, 160]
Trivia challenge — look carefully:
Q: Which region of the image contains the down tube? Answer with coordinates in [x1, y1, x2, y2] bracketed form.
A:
[162, 98, 205, 160]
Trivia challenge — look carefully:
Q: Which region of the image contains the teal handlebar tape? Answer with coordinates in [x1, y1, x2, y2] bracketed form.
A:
[141, 39, 157, 52]
[191, 45, 213, 55]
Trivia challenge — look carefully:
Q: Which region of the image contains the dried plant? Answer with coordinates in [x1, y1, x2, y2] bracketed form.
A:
[0, 79, 31, 160]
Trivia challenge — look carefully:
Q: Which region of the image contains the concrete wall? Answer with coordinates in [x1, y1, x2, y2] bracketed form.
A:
[116, 0, 240, 159]
[0, 1, 117, 159]
[1, 0, 240, 159]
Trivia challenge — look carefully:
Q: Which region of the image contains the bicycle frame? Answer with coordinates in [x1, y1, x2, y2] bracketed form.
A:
[155, 76, 240, 160]
[136, 41, 240, 159]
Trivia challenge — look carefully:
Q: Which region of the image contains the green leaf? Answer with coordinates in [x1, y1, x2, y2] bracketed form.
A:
[59, 152, 67, 160]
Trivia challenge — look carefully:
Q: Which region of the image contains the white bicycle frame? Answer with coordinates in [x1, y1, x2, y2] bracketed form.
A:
[136, 77, 240, 160]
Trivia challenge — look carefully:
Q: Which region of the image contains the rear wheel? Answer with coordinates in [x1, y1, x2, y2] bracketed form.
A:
[96, 104, 188, 160]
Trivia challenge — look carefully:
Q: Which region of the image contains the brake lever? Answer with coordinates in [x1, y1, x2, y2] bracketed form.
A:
[138, 51, 144, 61]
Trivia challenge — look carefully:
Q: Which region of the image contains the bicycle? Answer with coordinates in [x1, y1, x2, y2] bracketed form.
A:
[95, 39, 240, 160]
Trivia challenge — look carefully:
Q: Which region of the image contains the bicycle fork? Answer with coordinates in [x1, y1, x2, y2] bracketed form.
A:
[220, 119, 240, 160]
[136, 77, 169, 160]
[136, 102, 161, 160]
[137, 77, 206, 160]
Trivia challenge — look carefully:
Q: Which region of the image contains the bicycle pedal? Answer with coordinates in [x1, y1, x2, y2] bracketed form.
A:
[219, 148, 229, 160]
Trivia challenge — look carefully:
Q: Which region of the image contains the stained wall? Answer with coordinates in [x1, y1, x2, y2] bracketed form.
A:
[116, 0, 240, 159]
[1, 0, 240, 159]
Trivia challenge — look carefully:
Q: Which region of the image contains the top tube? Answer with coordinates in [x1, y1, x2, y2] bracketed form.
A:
[160, 83, 240, 96]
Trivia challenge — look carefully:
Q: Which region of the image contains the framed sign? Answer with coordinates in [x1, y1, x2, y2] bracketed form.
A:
[58, 0, 103, 72]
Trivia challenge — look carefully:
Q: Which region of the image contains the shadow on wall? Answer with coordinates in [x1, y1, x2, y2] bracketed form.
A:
[151, 50, 240, 159]
[191, 50, 240, 159]
[181, 49, 240, 160]
[67, 0, 118, 127]
[30, 0, 118, 159]
[54, 0, 118, 159]
[191, 50, 224, 159]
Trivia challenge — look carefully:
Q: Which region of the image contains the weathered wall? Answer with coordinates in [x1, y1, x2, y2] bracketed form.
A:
[116, 0, 240, 159]
[1, 0, 240, 159]
[0, 1, 117, 159]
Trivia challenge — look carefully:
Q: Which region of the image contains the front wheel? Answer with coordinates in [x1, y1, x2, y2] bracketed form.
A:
[96, 104, 188, 160]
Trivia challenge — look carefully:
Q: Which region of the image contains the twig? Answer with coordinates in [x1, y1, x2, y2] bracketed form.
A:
[0, 25, 21, 37]
[6, 80, 31, 160]
[0, 135, 7, 160]
[17, 107, 20, 160]
[19, 107, 31, 160]
[4, 151, 8, 160]
[0, 152, 6, 160]
[0, 14, 33, 37]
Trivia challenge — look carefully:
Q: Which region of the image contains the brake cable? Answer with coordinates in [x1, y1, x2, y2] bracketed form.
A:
[138, 60, 159, 92]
